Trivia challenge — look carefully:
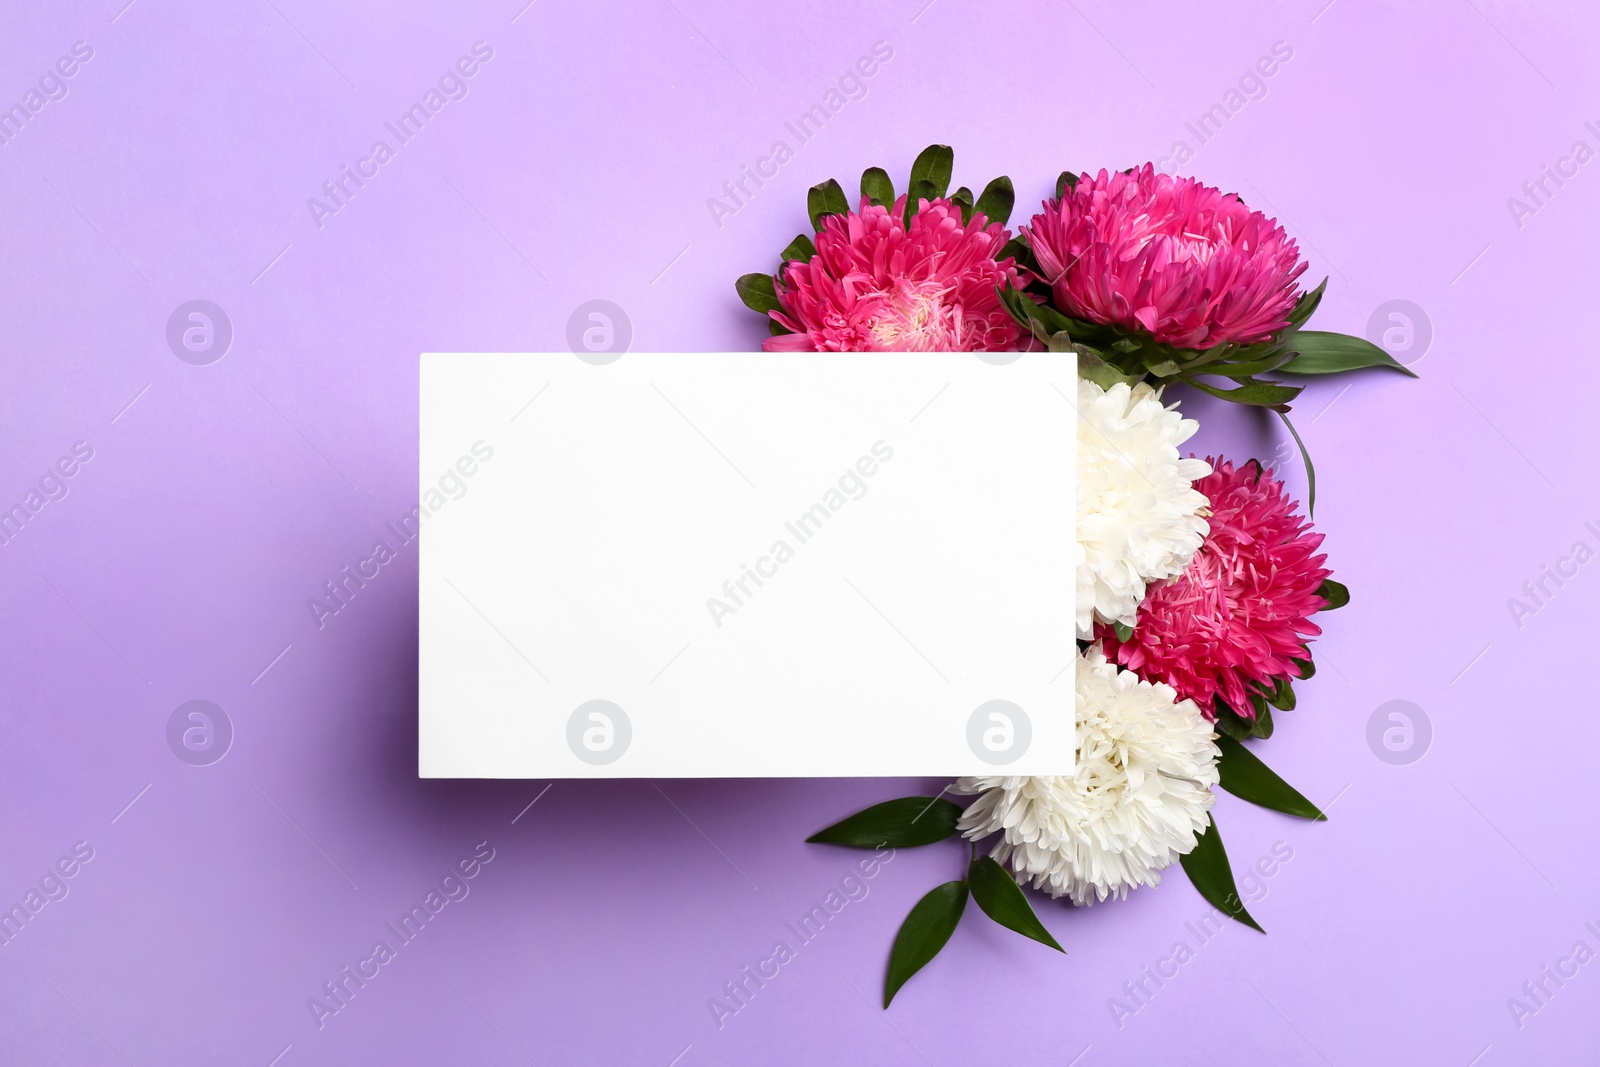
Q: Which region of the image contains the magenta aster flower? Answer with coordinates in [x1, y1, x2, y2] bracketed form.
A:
[764, 195, 1026, 352]
[1098, 457, 1333, 722]
[1024, 165, 1308, 350]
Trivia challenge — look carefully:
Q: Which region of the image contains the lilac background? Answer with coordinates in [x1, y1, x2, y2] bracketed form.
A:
[1, 0, 1596, 1063]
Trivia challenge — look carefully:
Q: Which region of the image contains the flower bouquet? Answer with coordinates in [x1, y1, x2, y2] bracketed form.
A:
[736, 146, 1412, 1005]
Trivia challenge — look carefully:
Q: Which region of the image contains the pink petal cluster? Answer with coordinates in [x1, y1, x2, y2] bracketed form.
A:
[765, 196, 1026, 352]
[1098, 457, 1331, 721]
[1024, 165, 1308, 350]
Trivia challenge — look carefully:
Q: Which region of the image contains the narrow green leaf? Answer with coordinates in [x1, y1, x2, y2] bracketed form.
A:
[807, 178, 850, 232]
[1215, 736, 1326, 820]
[1266, 675, 1297, 712]
[1292, 657, 1316, 681]
[1285, 278, 1327, 329]
[1275, 409, 1316, 516]
[1280, 330, 1419, 377]
[1317, 578, 1350, 610]
[908, 144, 954, 199]
[1185, 376, 1302, 409]
[1179, 815, 1264, 933]
[779, 233, 816, 265]
[885, 881, 968, 1006]
[735, 273, 781, 314]
[1056, 170, 1078, 199]
[806, 796, 964, 848]
[1209, 347, 1297, 379]
[860, 166, 894, 208]
[968, 856, 1063, 952]
[973, 176, 1015, 226]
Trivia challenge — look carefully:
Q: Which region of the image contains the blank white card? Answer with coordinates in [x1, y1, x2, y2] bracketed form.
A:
[419, 352, 1076, 778]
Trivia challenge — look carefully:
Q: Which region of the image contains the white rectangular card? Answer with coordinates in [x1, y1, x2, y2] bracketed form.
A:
[419, 352, 1076, 778]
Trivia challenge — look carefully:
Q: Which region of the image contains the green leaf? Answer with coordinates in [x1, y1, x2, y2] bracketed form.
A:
[1112, 621, 1135, 642]
[1179, 815, 1264, 933]
[1076, 348, 1141, 390]
[860, 166, 894, 208]
[1215, 736, 1326, 820]
[951, 186, 974, 225]
[967, 856, 1063, 952]
[807, 178, 850, 231]
[1275, 409, 1316, 516]
[904, 178, 938, 226]
[1208, 347, 1297, 379]
[1317, 578, 1350, 610]
[1291, 657, 1315, 681]
[1251, 701, 1274, 739]
[1001, 234, 1040, 273]
[1214, 703, 1254, 741]
[973, 176, 1015, 226]
[1265, 675, 1297, 712]
[1044, 331, 1074, 353]
[1184, 376, 1302, 410]
[768, 318, 792, 336]
[998, 282, 1076, 344]
[1285, 278, 1327, 329]
[908, 144, 954, 199]
[735, 273, 781, 314]
[885, 881, 967, 1006]
[1056, 170, 1078, 199]
[779, 233, 816, 265]
[806, 796, 964, 848]
[1280, 330, 1419, 377]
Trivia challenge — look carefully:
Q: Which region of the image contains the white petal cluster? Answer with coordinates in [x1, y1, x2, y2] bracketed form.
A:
[954, 646, 1219, 906]
[1076, 378, 1211, 638]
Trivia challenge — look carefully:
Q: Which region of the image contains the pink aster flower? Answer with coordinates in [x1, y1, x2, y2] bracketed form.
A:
[1025, 165, 1308, 350]
[765, 196, 1027, 352]
[1098, 457, 1332, 721]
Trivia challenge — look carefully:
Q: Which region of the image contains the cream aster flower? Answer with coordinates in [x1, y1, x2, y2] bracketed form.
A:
[954, 645, 1219, 906]
[1077, 378, 1211, 639]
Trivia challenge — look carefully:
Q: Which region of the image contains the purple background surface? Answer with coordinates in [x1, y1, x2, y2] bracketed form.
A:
[1, 0, 1596, 1063]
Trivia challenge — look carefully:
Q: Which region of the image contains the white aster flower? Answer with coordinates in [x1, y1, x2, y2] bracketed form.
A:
[1076, 378, 1211, 639]
[954, 645, 1219, 906]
